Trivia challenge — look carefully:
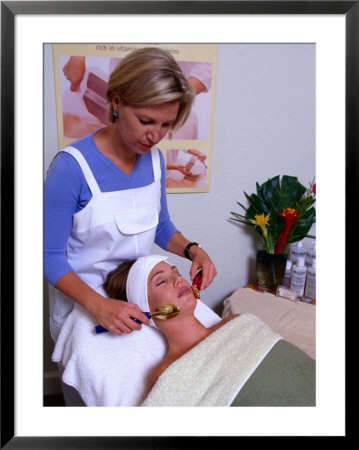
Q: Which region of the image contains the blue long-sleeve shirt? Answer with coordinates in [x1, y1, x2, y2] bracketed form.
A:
[44, 132, 178, 286]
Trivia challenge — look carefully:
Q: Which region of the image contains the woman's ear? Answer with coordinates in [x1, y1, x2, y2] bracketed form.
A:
[112, 94, 121, 110]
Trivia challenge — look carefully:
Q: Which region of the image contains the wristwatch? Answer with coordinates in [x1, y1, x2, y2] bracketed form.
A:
[184, 242, 201, 261]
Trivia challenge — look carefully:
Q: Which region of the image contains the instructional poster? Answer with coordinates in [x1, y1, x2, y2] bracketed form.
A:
[52, 43, 218, 193]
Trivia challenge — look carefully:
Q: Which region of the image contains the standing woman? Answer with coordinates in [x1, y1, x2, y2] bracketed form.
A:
[44, 47, 217, 342]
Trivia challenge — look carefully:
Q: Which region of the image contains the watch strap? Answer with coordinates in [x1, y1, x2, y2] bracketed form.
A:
[184, 242, 201, 260]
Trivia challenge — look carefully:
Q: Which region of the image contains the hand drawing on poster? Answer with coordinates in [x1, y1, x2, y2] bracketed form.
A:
[60, 55, 115, 138]
[53, 44, 217, 192]
[166, 149, 208, 189]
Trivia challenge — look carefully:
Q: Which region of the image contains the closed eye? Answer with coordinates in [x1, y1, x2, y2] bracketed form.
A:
[151, 266, 182, 287]
[139, 118, 152, 125]
[138, 117, 173, 128]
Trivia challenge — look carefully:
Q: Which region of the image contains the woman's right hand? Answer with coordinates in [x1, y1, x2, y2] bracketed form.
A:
[55, 272, 150, 335]
[94, 298, 151, 335]
[63, 56, 86, 92]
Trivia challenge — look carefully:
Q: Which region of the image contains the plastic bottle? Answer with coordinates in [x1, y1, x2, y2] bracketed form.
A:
[281, 259, 292, 288]
[290, 241, 307, 263]
[303, 260, 316, 302]
[305, 243, 316, 267]
[290, 257, 307, 296]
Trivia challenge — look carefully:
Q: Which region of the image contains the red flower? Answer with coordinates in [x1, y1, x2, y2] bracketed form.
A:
[275, 208, 299, 254]
[312, 183, 316, 195]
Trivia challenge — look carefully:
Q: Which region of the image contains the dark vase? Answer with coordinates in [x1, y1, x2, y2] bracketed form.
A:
[256, 250, 288, 293]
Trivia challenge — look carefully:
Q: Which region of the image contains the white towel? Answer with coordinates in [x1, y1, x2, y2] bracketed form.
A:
[52, 300, 221, 406]
[222, 287, 316, 359]
[142, 314, 281, 407]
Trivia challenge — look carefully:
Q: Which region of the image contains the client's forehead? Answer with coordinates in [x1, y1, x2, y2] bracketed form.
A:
[149, 262, 176, 280]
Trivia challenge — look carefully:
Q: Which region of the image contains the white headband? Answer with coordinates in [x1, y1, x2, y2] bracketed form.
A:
[126, 255, 169, 327]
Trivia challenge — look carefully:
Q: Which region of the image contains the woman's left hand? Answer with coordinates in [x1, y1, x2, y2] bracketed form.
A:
[188, 246, 217, 290]
[166, 232, 217, 291]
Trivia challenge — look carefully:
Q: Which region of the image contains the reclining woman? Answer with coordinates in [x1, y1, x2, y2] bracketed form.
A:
[104, 255, 316, 407]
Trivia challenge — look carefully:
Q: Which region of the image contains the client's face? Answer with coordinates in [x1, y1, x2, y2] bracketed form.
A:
[147, 262, 196, 312]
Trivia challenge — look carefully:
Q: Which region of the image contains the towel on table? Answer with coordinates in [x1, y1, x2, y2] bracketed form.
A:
[141, 313, 281, 407]
[52, 300, 221, 406]
[222, 287, 315, 359]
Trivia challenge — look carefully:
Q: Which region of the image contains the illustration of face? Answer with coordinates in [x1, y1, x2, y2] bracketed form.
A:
[113, 99, 180, 154]
[147, 262, 196, 313]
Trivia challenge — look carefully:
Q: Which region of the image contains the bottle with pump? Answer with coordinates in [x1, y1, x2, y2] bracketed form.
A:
[290, 241, 307, 264]
[305, 243, 316, 267]
[290, 257, 307, 296]
[302, 259, 316, 302]
[281, 259, 292, 288]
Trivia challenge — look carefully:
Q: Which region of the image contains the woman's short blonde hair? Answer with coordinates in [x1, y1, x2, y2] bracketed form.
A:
[106, 47, 195, 131]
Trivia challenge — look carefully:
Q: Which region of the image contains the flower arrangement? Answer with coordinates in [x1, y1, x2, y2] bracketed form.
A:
[230, 175, 316, 255]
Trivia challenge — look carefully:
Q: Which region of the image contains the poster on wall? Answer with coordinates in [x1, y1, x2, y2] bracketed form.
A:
[52, 43, 218, 193]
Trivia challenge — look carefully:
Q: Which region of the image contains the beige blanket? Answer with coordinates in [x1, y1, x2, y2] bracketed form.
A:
[222, 288, 316, 359]
[142, 314, 281, 407]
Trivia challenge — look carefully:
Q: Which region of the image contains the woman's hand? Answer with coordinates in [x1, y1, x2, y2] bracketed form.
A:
[63, 56, 86, 92]
[188, 246, 217, 291]
[54, 272, 150, 336]
[166, 233, 217, 291]
[93, 298, 151, 335]
[166, 164, 192, 176]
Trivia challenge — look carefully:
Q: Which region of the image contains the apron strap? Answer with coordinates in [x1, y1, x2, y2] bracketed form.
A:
[62, 146, 101, 196]
[151, 147, 162, 182]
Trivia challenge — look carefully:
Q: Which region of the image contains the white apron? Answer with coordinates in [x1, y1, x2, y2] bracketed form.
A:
[49, 146, 162, 341]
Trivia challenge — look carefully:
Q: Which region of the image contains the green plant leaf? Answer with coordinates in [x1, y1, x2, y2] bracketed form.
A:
[280, 176, 306, 206]
[229, 175, 316, 254]
[244, 192, 268, 215]
[236, 201, 248, 212]
[258, 176, 280, 212]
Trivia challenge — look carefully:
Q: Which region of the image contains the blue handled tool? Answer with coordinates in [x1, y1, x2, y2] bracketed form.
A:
[94, 304, 180, 334]
[95, 312, 151, 334]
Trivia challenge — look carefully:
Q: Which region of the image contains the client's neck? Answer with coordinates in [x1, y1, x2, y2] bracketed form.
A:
[157, 316, 211, 359]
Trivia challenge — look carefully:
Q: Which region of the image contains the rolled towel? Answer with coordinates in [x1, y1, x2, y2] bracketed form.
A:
[126, 255, 170, 327]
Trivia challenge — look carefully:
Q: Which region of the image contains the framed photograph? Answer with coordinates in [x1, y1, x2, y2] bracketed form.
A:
[2, 1, 354, 447]
[52, 42, 218, 193]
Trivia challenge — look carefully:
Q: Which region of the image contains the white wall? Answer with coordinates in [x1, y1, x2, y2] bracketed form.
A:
[156, 43, 316, 310]
[44, 43, 315, 377]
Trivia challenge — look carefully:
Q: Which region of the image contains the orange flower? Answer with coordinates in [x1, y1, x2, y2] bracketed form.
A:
[275, 208, 299, 254]
[279, 208, 299, 221]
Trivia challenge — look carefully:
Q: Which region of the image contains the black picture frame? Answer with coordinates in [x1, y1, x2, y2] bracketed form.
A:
[1, 1, 353, 447]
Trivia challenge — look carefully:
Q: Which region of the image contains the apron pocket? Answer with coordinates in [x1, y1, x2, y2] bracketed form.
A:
[114, 207, 159, 235]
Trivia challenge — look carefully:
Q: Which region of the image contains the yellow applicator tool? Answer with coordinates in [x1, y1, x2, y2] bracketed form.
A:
[95, 304, 180, 333]
[149, 304, 181, 320]
[191, 268, 202, 299]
